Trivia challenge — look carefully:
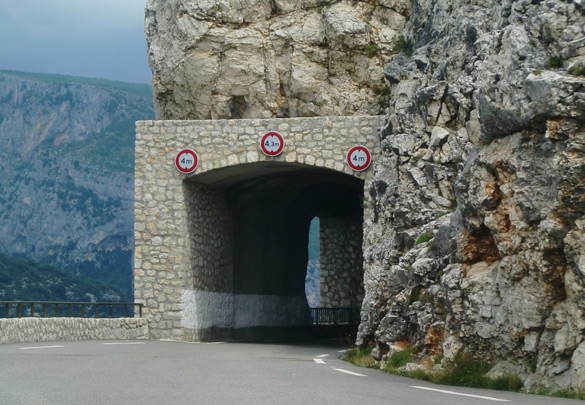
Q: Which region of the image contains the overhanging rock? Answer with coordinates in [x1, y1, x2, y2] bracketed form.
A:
[134, 115, 383, 341]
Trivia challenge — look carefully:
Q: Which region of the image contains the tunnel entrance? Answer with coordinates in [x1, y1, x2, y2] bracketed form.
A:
[134, 115, 383, 341]
[186, 162, 364, 340]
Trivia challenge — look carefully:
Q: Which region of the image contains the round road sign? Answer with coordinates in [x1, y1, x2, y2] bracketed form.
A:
[346, 145, 371, 171]
[260, 131, 284, 157]
[175, 149, 198, 174]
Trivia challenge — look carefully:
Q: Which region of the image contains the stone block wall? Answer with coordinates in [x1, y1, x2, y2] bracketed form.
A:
[134, 116, 383, 341]
[320, 217, 365, 308]
[0, 318, 149, 345]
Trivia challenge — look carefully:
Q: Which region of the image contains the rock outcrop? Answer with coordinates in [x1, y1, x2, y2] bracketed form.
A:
[358, 0, 585, 392]
[145, 0, 585, 392]
[145, 0, 408, 119]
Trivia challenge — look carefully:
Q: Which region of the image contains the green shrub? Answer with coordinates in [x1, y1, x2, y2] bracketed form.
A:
[415, 232, 433, 245]
[546, 55, 564, 69]
[366, 43, 378, 58]
[393, 35, 413, 55]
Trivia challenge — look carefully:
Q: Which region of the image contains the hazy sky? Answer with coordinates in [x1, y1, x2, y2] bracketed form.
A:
[0, 0, 151, 84]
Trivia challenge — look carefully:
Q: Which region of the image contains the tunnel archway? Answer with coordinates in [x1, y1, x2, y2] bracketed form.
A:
[134, 116, 383, 341]
[185, 163, 364, 340]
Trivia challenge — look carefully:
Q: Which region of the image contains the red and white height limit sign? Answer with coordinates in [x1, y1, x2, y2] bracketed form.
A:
[175, 148, 198, 174]
[346, 145, 371, 172]
[260, 131, 284, 157]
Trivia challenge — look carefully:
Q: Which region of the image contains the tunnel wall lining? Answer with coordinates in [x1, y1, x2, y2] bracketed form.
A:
[134, 116, 384, 341]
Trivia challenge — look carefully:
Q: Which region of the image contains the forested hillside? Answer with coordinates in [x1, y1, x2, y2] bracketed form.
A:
[0, 252, 124, 302]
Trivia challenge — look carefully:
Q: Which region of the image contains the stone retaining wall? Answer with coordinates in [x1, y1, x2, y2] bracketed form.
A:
[0, 318, 149, 345]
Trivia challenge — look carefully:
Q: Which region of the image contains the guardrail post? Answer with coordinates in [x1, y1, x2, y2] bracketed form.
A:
[5, 303, 9, 319]
[18, 303, 22, 318]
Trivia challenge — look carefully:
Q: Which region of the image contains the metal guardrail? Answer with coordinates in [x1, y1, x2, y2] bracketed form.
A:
[310, 307, 360, 325]
[0, 301, 143, 319]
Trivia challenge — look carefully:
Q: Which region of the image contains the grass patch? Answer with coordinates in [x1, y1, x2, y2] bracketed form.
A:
[387, 346, 416, 369]
[415, 232, 433, 245]
[343, 348, 585, 399]
[434, 354, 491, 387]
[343, 346, 375, 368]
[345, 348, 524, 393]
[569, 65, 585, 76]
[536, 388, 585, 400]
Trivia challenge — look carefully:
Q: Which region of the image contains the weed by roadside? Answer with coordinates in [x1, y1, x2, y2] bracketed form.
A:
[344, 346, 527, 394]
[342, 346, 375, 368]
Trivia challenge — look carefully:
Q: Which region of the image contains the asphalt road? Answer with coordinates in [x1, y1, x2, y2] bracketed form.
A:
[0, 340, 581, 405]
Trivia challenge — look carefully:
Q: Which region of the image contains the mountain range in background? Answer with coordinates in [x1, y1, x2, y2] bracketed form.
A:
[0, 70, 322, 304]
[0, 70, 154, 301]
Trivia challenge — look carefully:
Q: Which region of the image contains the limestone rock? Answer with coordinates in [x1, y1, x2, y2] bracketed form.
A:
[146, 0, 408, 119]
[359, 0, 585, 393]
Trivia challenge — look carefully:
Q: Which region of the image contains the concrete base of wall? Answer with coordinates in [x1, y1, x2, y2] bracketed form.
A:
[0, 318, 149, 345]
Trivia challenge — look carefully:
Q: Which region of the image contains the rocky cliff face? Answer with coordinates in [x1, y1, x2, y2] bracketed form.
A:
[0, 71, 154, 296]
[146, 0, 408, 119]
[146, 0, 585, 391]
[358, 0, 585, 392]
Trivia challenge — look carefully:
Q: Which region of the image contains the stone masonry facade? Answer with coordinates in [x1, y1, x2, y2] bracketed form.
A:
[135, 116, 384, 341]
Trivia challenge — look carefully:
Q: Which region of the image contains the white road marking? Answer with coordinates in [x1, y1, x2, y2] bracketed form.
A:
[316, 354, 329, 358]
[101, 342, 146, 345]
[333, 368, 367, 377]
[410, 386, 510, 402]
[18, 345, 64, 350]
[337, 349, 351, 353]
[314, 358, 327, 365]
[183, 341, 225, 345]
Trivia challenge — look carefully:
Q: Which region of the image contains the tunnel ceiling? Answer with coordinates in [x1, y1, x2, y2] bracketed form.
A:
[188, 162, 364, 218]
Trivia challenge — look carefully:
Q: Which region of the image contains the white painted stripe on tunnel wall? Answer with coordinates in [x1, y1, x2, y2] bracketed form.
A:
[181, 290, 312, 329]
[410, 386, 510, 402]
[181, 290, 234, 329]
[233, 295, 311, 328]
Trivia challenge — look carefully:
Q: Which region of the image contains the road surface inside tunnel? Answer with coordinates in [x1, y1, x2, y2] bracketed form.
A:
[0, 339, 578, 405]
